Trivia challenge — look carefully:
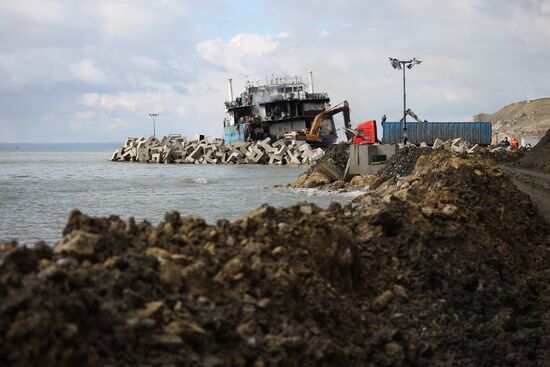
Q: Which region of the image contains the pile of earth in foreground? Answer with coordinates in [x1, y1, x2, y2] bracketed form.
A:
[1, 151, 549, 367]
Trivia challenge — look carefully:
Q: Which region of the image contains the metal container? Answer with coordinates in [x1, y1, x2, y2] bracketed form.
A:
[382, 122, 492, 145]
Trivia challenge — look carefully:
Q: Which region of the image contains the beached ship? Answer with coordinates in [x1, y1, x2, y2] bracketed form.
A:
[223, 72, 338, 146]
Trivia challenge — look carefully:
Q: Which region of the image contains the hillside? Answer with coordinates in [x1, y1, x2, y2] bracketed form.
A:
[473, 97, 550, 144]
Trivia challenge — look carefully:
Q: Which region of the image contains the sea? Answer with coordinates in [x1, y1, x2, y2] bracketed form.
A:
[0, 144, 358, 245]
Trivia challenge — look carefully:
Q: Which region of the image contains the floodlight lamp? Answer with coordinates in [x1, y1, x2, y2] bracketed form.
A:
[389, 58, 401, 70]
[407, 58, 422, 69]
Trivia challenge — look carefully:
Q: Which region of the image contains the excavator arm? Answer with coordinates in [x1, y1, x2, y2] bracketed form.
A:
[400, 108, 427, 123]
[307, 100, 352, 141]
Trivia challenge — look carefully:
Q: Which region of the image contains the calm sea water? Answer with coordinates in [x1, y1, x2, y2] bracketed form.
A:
[0, 145, 356, 245]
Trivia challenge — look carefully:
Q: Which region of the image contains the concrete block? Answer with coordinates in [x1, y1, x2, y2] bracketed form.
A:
[287, 151, 301, 165]
[259, 142, 276, 154]
[151, 153, 162, 163]
[238, 143, 250, 155]
[124, 137, 137, 148]
[467, 144, 482, 154]
[451, 138, 463, 146]
[137, 147, 150, 162]
[298, 144, 312, 153]
[189, 146, 203, 160]
[311, 150, 324, 161]
[450, 144, 466, 153]
[252, 150, 267, 163]
[275, 145, 288, 156]
[164, 148, 174, 163]
[272, 139, 286, 148]
[432, 138, 446, 149]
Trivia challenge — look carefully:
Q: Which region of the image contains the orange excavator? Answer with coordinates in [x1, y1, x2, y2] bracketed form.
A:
[286, 100, 354, 146]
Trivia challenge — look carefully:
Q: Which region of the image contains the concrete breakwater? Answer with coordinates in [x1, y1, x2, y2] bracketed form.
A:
[110, 135, 325, 165]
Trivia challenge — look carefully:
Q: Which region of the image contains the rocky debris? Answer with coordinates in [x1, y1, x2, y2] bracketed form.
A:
[313, 142, 350, 171]
[1, 152, 549, 366]
[110, 135, 325, 166]
[291, 171, 331, 188]
[376, 146, 432, 180]
[292, 143, 350, 187]
[485, 146, 529, 163]
[517, 128, 550, 172]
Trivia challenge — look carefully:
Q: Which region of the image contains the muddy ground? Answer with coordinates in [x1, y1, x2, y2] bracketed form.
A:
[1, 151, 549, 367]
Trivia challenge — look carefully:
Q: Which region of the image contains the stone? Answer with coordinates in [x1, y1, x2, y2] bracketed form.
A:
[432, 138, 446, 150]
[292, 172, 330, 188]
[137, 301, 164, 322]
[54, 230, 101, 257]
[372, 290, 393, 311]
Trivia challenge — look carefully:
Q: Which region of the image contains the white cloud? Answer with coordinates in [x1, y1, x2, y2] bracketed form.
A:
[1, 1, 550, 142]
[98, 93, 138, 111]
[0, 0, 66, 23]
[197, 33, 280, 74]
[69, 59, 107, 84]
[80, 93, 100, 107]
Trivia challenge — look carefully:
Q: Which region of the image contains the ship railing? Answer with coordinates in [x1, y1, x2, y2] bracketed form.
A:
[225, 101, 252, 109]
[306, 92, 329, 100]
[246, 76, 304, 88]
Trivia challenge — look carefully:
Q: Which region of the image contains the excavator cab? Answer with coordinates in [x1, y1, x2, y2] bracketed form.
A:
[353, 120, 377, 144]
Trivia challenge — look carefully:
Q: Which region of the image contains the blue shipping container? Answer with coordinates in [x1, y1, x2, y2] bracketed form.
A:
[382, 122, 492, 145]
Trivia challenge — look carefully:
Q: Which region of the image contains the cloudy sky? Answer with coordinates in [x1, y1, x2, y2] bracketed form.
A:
[1, 0, 549, 142]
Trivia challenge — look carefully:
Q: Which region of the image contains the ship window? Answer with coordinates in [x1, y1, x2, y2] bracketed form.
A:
[278, 88, 284, 93]
[297, 86, 303, 91]
[292, 87, 297, 91]
[285, 87, 292, 92]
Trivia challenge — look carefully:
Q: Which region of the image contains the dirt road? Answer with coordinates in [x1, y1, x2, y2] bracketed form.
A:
[500, 165, 550, 223]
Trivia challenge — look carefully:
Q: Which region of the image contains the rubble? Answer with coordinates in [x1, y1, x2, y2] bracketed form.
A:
[375, 146, 432, 180]
[292, 143, 350, 188]
[293, 136, 540, 190]
[0, 152, 548, 366]
[110, 135, 324, 166]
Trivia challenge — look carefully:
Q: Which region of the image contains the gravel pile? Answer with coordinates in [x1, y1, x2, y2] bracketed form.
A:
[376, 146, 432, 179]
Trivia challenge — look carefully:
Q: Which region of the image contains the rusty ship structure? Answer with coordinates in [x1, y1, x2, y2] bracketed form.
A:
[223, 72, 339, 146]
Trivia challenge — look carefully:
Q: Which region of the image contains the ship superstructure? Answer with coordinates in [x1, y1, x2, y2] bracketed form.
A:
[223, 72, 337, 145]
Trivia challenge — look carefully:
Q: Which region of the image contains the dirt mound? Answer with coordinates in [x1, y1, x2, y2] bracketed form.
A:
[1, 153, 549, 366]
[292, 142, 350, 188]
[376, 146, 432, 179]
[314, 142, 350, 171]
[485, 146, 529, 163]
[518, 128, 550, 172]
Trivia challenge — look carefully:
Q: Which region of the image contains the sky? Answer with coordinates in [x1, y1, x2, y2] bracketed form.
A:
[0, 0, 549, 143]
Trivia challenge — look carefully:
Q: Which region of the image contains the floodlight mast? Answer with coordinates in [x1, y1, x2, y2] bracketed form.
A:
[389, 57, 422, 144]
[149, 113, 159, 137]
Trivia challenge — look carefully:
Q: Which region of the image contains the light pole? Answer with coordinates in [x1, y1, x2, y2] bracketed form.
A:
[389, 57, 422, 144]
[149, 113, 159, 137]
